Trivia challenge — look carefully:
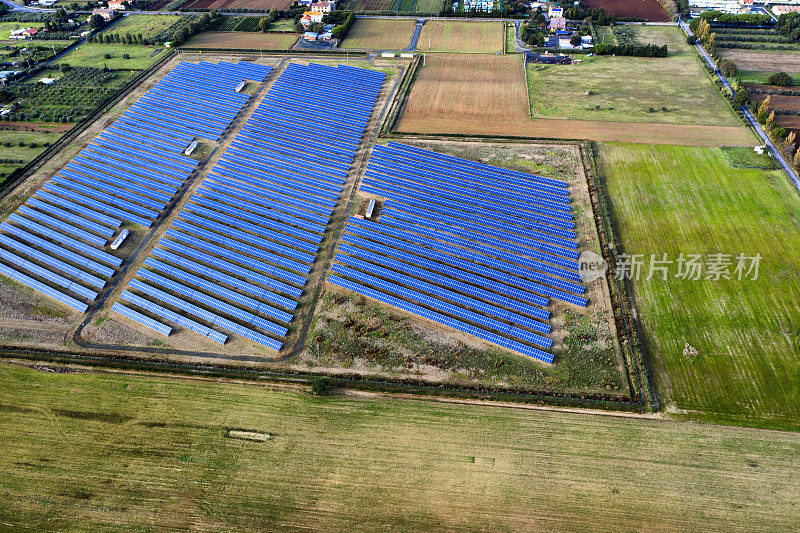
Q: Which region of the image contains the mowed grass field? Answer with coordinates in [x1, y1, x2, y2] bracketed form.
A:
[99, 14, 183, 40]
[395, 53, 753, 145]
[2, 364, 800, 530]
[340, 18, 416, 50]
[54, 44, 165, 70]
[416, 20, 503, 53]
[183, 31, 298, 49]
[527, 26, 740, 127]
[598, 143, 800, 430]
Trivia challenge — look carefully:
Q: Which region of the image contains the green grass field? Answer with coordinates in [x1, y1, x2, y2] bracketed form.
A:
[527, 26, 740, 126]
[54, 44, 165, 70]
[504, 23, 514, 53]
[414, 0, 442, 12]
[1, 363, 800, 530]
[99, 14, 184, 41]
[0, 21, 44, 41]
[0, 129, 64, 181]
[598, 142, 800, 430]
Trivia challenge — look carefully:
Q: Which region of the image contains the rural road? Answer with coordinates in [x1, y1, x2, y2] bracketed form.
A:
[402, 19, 424, 51]
[513, 21, 531, 52]
[681, 20, 800, 193]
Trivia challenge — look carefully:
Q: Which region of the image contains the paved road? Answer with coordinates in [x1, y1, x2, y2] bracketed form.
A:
[0, 0, 48, 10]
[402, 19, 424, 51]
[513, 21, 531, 53]
[680, 20, 800, 192]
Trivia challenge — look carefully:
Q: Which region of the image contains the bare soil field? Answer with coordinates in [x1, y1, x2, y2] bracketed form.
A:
[185, 0, 293, 9]
[337, 0, 393, 10]
[584, 0, 668, 21]
[183, 31, 298, 49]
[396, 47, 753, 145]
[719, 48, 800, 73]
[750, 87, 800, 137]
[398, 117, 754, 146]
[397, 54, 529, 127]
[340, 19, 416, 50]
[416, 20, 503, 53]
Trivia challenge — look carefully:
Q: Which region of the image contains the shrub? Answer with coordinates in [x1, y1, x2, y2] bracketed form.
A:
[310, 376, 333, 395]
[687, 35, 696, 45]
[767, 71, 793, 86]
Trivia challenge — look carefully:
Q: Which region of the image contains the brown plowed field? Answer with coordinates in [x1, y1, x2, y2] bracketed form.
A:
[397, 54, 529, 125]
[584, 0, 668, 21]
[396, 54, 754, 146]
[183, 31, 298, 49]
[719, 48, 800, 73]
[184, 0, 293, 10]
[750, 87, 800, 137]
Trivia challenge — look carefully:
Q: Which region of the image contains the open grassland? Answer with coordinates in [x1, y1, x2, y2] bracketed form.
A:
[396, 54, 753, 145]
[527, 26, 740, 127]
[598, 143, 800, 431]
[99, 14, 183, 41]
[54, 44, 165, 70]
[1, 363, 799, 530]
[183, 31, 298, 49]
[340, 18, 415, 50]
[416, 20, 503, 53]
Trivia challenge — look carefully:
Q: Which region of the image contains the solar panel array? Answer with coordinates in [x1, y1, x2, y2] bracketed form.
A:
[328, 142, 587, 364]
[0, 61, 270, 317]
[115, 63, 385, 350]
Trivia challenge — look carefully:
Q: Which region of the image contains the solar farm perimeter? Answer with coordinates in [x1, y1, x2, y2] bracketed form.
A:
[331, 143, 587, 363]
[0, 59, 388, 357]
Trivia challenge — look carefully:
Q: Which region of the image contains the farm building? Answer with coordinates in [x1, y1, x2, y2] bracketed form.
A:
[550, 17, 566, 31]
[108, 0, 126, 8]
[309, 0, 335, 11]
[91, 8, 115, 20]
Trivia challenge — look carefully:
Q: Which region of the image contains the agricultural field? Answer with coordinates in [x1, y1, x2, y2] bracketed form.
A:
[340, 19, 416, 50]
[749, 87, 800, 138]
[396, 54, 529, 131]
[54, 44, 166, 70]
[416, 20, 503, 54]
[527, 26, 741, 127]
[98, 14, 184, 41]
[0, 128, 63, 183]
[598, 142, 800, 431]
[1, 363, 800, 530]
[718, 48, 800, 85]
[183, 31, 298, 49]
[395, 51, 753, 145]
[183, 0, 293, 10]
[337, 0, 393, 10]
[584, 0, 668, 21]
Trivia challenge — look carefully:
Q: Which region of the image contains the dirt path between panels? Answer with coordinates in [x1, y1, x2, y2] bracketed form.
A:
[396, 117, 756, 146]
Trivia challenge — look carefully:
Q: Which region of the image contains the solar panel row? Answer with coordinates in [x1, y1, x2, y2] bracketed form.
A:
[328, 143, 589, 364]
[116, 63, 384, 350]
[0, 61, 266, 317]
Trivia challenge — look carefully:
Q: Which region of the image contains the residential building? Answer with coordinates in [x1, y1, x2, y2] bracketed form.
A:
[549, 17, 566, 31]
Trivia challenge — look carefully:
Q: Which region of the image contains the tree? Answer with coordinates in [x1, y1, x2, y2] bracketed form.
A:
[757, 95, 771, 123]
[785, 131, 796, 152]
[793, 145, 800, 167]
[259, 17, 270, 32]
[767, 110, 775, 128]
[719, 59, 736, 77]
[570, 33, 581, 47]
[89, 14, 105, 29]
[686, 35, 696, 45]
[733, 87, 750, 108]
[767, 71, 793, 87]
[310, 376, 333, 395]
